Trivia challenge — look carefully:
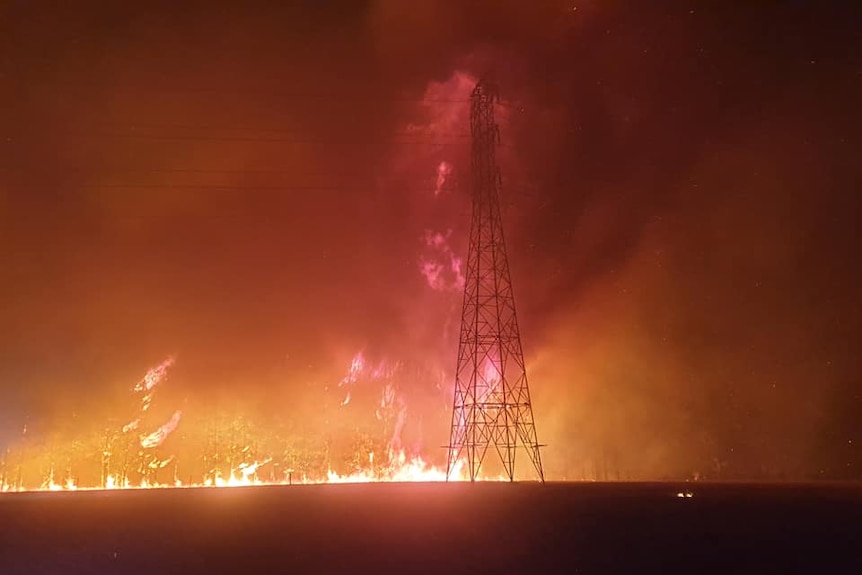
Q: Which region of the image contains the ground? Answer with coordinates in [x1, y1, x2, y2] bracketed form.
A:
[1, 482, 860, 574]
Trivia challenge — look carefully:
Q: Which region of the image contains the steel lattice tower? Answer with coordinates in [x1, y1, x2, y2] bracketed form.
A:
[446, 80, 544, 482]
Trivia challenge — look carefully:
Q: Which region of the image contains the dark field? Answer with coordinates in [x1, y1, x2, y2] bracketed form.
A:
[1, 482, 860, 574]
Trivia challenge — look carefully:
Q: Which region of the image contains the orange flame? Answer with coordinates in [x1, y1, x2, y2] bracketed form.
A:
[0, 353, 511, 493]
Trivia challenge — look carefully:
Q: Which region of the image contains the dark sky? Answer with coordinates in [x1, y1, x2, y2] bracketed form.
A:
[1, 0, 859, 480]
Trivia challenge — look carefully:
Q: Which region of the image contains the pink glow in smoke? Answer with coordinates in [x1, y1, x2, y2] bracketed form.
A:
[419, 228, 465, 292]
[434, 161, 453, 196]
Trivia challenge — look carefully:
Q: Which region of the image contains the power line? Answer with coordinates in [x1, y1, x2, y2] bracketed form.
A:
[1, 167, 323, 176]
[5, 182, 465, 193]
[73, 183, 366, 192]
[0, 167, 440, 180]
[11, 79, 523, 113]
[0, 168, 450, 189]
[19, 132, 514, 150]
[0, 168, 533, 187]
[87, 122, 472, 138]
[49, 131, 475, 146]
[0, 165, 457, 181]
[13, 80, 477, 105]
[8, 129, 512, 147]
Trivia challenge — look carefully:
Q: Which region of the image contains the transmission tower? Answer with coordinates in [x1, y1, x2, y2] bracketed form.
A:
[446, 80, 544, 482]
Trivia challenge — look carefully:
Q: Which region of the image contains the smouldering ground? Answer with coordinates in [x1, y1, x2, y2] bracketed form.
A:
[1, 482, 860, 574]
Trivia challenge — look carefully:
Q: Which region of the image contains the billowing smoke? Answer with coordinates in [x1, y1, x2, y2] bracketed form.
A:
[0, 1, 857, 482]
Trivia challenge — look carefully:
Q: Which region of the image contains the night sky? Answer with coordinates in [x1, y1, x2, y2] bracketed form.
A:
[1, 1, 859, 480]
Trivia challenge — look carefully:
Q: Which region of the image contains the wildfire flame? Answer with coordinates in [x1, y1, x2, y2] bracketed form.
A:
[0, 355, 504, 494]
[3, 451, 476, 492]
[140, 410, 183, 449]
[0, 72, 526, 495]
